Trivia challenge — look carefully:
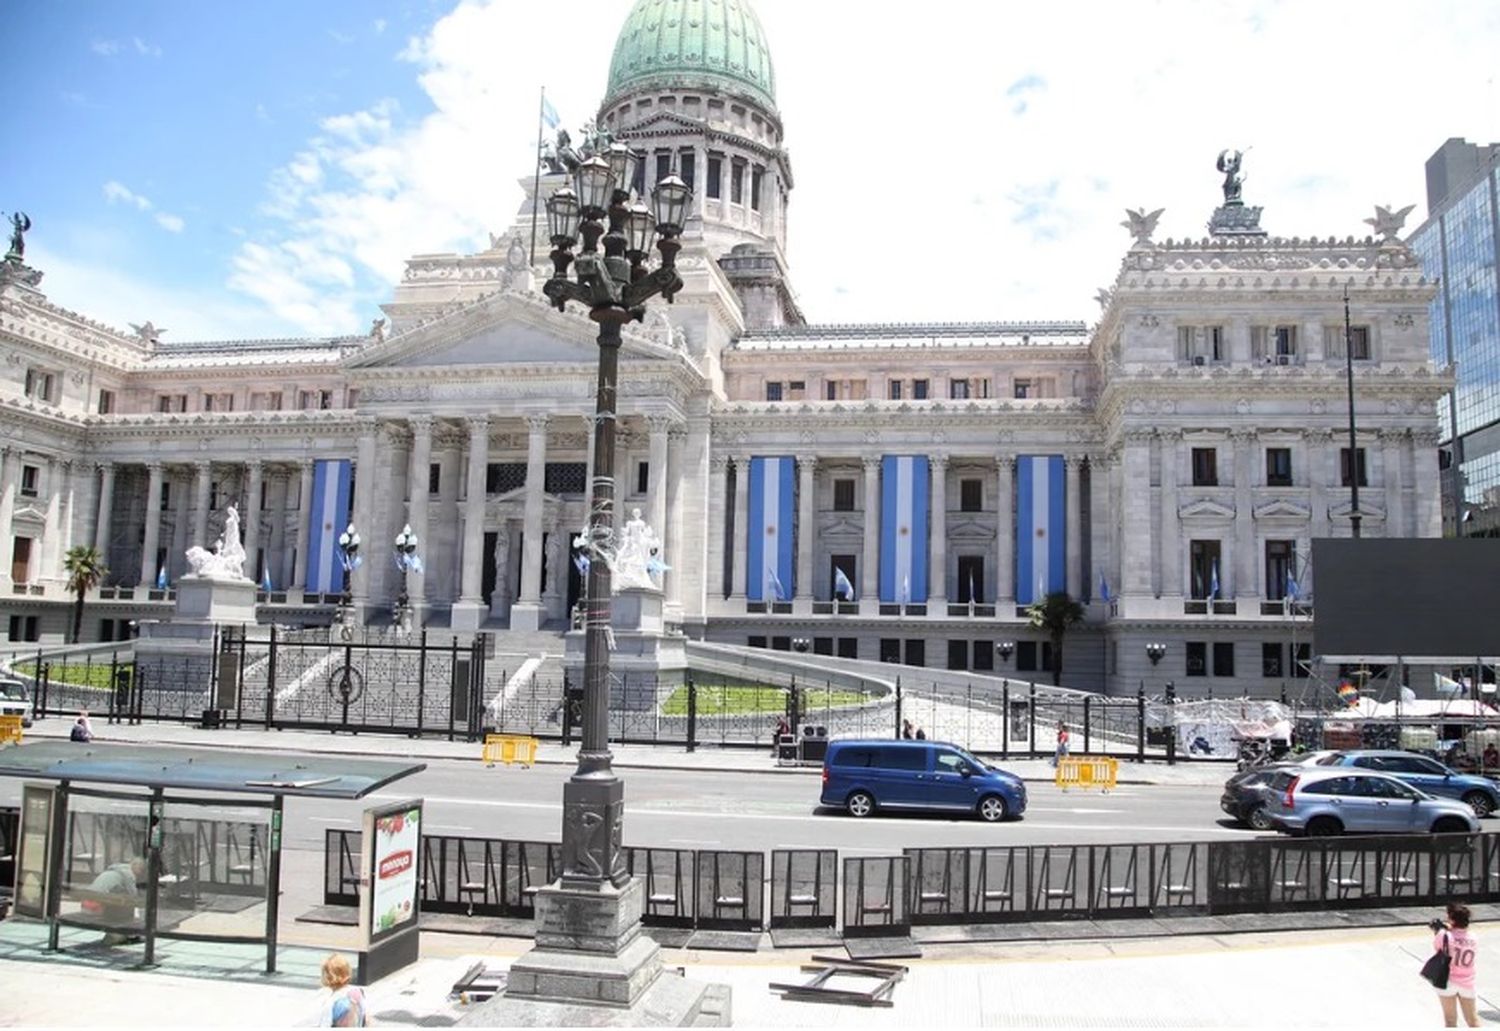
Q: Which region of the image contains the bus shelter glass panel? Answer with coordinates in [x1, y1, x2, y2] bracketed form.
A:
[156, 800, 272, 940]
[57, 794, 149, 938]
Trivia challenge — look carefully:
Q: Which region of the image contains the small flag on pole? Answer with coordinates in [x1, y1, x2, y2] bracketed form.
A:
[156, 565, 167, 590]
[1098, 572, 1111, 604]
[573, 551, 590, 577]
[833, 566, 855, 602]
[261, 563, 273, 593]
[1209, 560, 1220, 602]
[767, 564, 787, 602]
[1285, 572, 1299, 602]
[541, 93, 560, 130]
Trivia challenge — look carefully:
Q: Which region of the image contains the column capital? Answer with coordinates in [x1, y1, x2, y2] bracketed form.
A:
[710, 453, 731, 473]
[525, 413, 550, 435]
[1229, 427, 1258, 447]
[797, 453, 819, 470]
[1412, 428, 1441, 448]
[466, 415, 491, 437]
[144, 460, 164, 474]
[409, 414, 435, 434]
[1064, 454, 1085, 470]
[355, 415, 381, 435]
[299, 456, 315, 471]
[244, 457, 264, 471]
[1154, 428, 1182, 444]
[195, 459, 212, 472]
[645, 413, 677, 435]
[931, 453, 949, 471]
[1378, 427, 1411, 444]
[994, 454, 1015, 472]
[862, 454, 882, 473]
[1306, 427, 1336, 444]
[94, 459, 113, 474]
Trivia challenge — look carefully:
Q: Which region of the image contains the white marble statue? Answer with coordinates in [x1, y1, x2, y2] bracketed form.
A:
[184, 504, 250, 580]
[612, 508, 666, 591]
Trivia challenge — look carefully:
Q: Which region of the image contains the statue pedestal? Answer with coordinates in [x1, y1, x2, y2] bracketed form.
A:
[450, 599, 488, 632]
[135, 574, 258, 707]
[563, 587, 687, 705]
[174, 575, 258, 624]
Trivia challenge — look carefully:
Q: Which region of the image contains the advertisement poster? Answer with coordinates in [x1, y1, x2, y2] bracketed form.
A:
[369, 804, 420, 940]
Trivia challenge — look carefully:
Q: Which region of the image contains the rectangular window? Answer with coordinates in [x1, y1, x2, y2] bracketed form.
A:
[888, 380, 902, 400]
[880, 638, 901, 663]
[730, 162, 744, 204]
[960, 478, 983, 513]
[1274, 325, 1297, 357]
[813, 637, 833, 656]
[23, 368, 55, 403]
[1295, 643, 1312, 676]
[825, 381, 838, 401]
[1189, 539, 1221, 600]
[1348, 326, 1370, 360]
[904, 640, 925, 667]
[1016, 641, 1039, 672]
[912, 379, 929, 400]
[751, 167, 763, 210]
[837, 638, 858, 659]
[679, 151, 695, 193]
[1262, 642, 1284, 678]
[1266, 447, 1293, 487]
[765, 381, 783, 402]
[1213, 642, 1235, 677]
[1013, 378, 1031, 399]
[1208, 325, 1225, 361]
[706, 155, 722, 199]
[956, 556, 984, 602]
[833, 479, 855, 511]
[1186, 641, 1207, 677]
[1191, 447, 1218, 487]
[636, 461, 650, 495]
[160, 480, 171, 511]
[947, 639, 969, 671]
[19, 465, 39, 498]
[1265, 539, 1295, 600]
[10, 536, 33, 582]
[209, 481, 222, 511]
[97, 389, 115, 415]
[830, 554, 856, 601]
[949, 379, 970, 400]
[157, 394, 187, 413]
[973, 641, 994, 671]
[655, 152, 671, 185]
[428, 463, 441, 495]
[748, 635, 767, 650]
[1340, 447, 1368, 487]
[787, 380, 805, 400]
[544, 462, 587, 495]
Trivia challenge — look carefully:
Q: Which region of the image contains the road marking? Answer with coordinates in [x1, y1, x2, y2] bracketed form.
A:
[1026, 807, 1122, 814]
[308, 817, 353, 825]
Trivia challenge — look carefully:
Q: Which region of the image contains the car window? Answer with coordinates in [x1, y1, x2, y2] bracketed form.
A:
[1315, 753, 1345, 766]
[1356, 776, 1407, 798]
[1412, 757, 1449, 775]
[1269, 771, 1297, 791]
[874, 748, 927, 771]
[1384, 779, 1423, 799]
[1300, 777, 1349, 795]
[935, 751, 967, 774]
[1351, 756, 1381, 769]
[0, 683, 24, 701]
[953, 747, 988, 773]
[835, 748, 875, 768]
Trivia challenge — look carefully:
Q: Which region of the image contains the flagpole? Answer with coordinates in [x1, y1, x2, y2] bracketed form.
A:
[529, 86, 547, 269]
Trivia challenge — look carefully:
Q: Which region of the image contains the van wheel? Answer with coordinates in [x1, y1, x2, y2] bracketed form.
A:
[846, 791, 875, 818]
[977, 795, 1008, 823]
[1433, 816, 1470, 834]
[1247, 805, 1274, 831]
[1462, 791, 1493, 818]
[1306, 816, 1342, 837]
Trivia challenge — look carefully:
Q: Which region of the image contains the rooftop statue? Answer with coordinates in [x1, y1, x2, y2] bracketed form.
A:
[184, 505, 250, 580]
[129, 321, 166, 346]
[1216, 149, 1246, 206]
[369, 317, 387, 341]
[1365, 203, 1416, 242]
[1120, 208, 1164, 248]
[6, 212, 30, 261]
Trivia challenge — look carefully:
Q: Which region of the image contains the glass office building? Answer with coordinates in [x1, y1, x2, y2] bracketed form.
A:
[1409, 139, 1500, 536]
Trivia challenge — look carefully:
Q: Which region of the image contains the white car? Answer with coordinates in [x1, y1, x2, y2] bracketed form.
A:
[0, 677, 32, 728]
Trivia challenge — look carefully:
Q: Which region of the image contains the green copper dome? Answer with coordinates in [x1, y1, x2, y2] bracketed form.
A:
[604, 0, 777, 112]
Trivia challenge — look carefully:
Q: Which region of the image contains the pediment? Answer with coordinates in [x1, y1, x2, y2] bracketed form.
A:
[818, 514, 864, 538]
[1253, 498, 1312, 520]
[1330, 500, 1385, 520]
[946, 518, 996, 542]
[387, 320, 602, 368]
[11, 504, 45, 527]
[1179, 497, 1236, 520]
[627, 111, 705, 136]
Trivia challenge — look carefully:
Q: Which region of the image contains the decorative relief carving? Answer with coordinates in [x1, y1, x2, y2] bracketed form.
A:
[1394, 312, 1415, 330]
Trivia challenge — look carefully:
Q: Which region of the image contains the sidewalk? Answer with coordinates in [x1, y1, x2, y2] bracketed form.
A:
[0, 918, 1492, 1027]
[18, 717, 1231, 787]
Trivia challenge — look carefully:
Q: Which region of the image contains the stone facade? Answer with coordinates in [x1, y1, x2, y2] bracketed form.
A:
[0, 1, 1449, 700]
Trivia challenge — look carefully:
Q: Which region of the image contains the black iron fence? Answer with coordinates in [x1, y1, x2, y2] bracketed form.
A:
[321, 828, 1500, 937]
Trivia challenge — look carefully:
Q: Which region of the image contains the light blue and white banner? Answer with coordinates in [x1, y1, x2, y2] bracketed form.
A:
[306, 459, 353, 594]
[746, 456, 795, 601]
[1016, 455, 1066, 604]
[879, 455, 929, 603]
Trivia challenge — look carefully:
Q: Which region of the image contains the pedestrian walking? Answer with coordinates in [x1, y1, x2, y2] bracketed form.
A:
[317, 953, 368, 1027]
[902, 719, 914, 740]
[1429, 902, 1479, 1028]
[1052, 720, 1070, 768]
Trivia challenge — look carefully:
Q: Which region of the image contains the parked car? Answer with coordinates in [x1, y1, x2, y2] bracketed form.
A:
[1315, 750, 1500, 818]
[0, 677, 32, 728]
[820, 739, 1026, 822]
[1221, 751, 1342, 830]
[1264, 767, 1479, 836]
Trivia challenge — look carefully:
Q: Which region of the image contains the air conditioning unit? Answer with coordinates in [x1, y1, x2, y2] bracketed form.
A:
[1192, 355, 1205, 366]
[1275, 354, 1291, 366]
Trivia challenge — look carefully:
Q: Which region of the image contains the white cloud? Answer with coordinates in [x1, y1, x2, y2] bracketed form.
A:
[132, 37, 162, 58]
[373, 18, 387, 34]
[90, 39, 121, 57]
[154, 213, 185, 233]
[103, 181, 185, 233]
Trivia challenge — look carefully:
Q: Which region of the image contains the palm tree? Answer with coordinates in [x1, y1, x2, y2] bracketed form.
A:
[1026, 591, 1085, 686]
[63, 545, 108, 644]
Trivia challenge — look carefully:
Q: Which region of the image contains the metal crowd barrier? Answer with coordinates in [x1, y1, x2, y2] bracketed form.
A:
[1054, 755, 1119, 792]
[769, 849, 837, 929]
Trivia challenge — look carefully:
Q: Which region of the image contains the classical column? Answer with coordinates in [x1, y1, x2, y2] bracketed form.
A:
[1088, 454, 1112, 603]
[796, 454, 816, 601]
[512, 414, 550, 631]
[350, 424, 379, 613]
[707, 454, 729, 600]
[664, 425, 686, 613]
[860, 455, 881, 612]
[1381, 430, 1404, 538]
[139, 462, 164, 587]
[61, 460, 76, 560]
[292, 459, 314, 591]
[407, 416, 433, 618]
[191, 460, 212, 550]
[93, 462, 115, 555]
[1065, 454, 1084, 599]
[266, 468, 288, 589]
[244, 459, 263, 572]
[1157, 433, 1180, 599]
[645, 414, 671, 544]
[1308, 429, 1331, 541]
[929, 454, 948, 606]
[1121, 431, 1153, 598]
[995, 455, 1014, 610]
[1412, 430, 1442, 537]
[0, 448, 15, 585]
[42, 459, 63, 579]
[451, 415, 490, 631]
[730, 455, 750, 601]
[1232, 429, 1257, 600]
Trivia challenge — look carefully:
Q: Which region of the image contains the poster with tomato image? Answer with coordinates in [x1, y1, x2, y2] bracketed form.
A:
[368, 802, 421, 942]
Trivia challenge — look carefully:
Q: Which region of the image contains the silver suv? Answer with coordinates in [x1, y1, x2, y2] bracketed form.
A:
[1265, 767, 1479, 836]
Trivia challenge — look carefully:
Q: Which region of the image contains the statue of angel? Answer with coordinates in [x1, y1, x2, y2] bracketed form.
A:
[6, 212, 31, 261]
[1216, 149, 1246, 205]
[1119, 208, 1164, 248]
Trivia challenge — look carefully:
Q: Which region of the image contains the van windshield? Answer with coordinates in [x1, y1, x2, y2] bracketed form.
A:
[953, 747, 988, 773]
[0, 682, 25, 702]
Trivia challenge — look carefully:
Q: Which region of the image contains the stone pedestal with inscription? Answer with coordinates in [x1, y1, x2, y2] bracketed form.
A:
[562, 586, 688, 706]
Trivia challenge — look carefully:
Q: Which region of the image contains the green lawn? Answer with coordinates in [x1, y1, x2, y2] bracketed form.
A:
[13, 662, 130, 691]
[660, 684, 870, 716]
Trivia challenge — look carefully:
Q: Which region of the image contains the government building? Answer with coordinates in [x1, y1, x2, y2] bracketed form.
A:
[0, 0, 1448, 697]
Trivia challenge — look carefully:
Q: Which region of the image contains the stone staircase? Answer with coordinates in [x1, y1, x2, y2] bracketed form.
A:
[484, 627, 567, 682]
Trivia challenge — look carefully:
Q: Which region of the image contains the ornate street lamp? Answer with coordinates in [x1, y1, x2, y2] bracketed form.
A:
[335, 523, 361, 641]
[791, 637, 810, 653]
[540, 140, 689, 898]
[393, 523, 420, 632]
[1146, 642, 1168, 667]
[997, 640, 1016, 664]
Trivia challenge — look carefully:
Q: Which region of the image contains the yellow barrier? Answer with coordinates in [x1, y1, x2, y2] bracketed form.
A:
[1054, 755, 1117, 792]
[483, 734, 538, 768]
[0, 714, 22, 745]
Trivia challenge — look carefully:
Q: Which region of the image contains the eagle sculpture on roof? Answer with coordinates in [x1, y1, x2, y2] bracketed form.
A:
[1120, 207, 1165, 248]
[1364, 204, 1416, 242]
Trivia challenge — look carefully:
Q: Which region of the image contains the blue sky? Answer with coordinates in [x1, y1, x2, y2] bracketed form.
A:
[4, 1, 1499, 342]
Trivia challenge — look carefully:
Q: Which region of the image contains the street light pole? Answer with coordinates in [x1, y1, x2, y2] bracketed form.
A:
[1343, 286, 1362, 539]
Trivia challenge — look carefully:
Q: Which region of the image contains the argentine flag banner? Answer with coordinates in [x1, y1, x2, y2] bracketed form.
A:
[879, 455, 929, 603]
[746, 456, 795, 601]
[1016, 455, 1066, 604]
[306, 459, 353, 594]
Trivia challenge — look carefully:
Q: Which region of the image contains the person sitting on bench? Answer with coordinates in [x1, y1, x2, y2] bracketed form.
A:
[83, 857, 144, 945]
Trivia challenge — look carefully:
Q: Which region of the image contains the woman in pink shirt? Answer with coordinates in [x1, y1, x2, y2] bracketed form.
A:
[1432, 901, 1480, 1028]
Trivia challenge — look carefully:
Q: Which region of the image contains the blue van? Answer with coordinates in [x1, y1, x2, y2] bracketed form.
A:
[820, 739, 1026, 822]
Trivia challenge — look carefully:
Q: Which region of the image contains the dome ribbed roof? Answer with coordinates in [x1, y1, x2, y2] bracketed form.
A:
[604, 0, 776, 112]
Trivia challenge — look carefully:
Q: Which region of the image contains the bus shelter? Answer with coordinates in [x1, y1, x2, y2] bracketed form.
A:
[0, 741, 425, 973]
